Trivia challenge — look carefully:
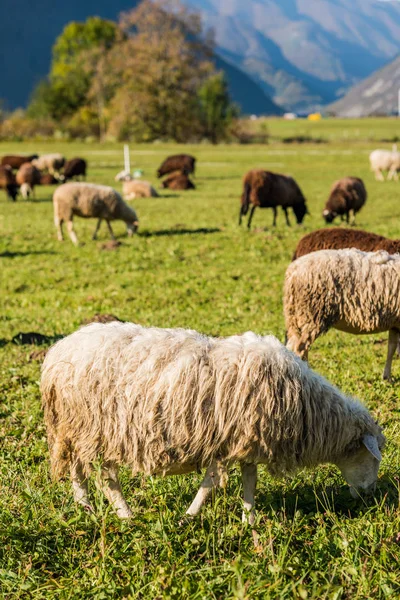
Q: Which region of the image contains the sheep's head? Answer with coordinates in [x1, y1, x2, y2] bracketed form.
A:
[335, 432, 385, 498]
[293, 201, 308, 224]
[127, 221, 139, 236]
[322, 209, 335, 223]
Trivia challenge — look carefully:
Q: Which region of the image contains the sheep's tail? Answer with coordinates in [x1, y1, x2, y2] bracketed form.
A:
[239, 183, 251, 225]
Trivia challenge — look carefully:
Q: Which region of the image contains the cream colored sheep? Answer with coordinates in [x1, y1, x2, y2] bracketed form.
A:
[41, 322, 384, 522]
[369, 148, 400, 181]
[53, 182, 139, 245]
[285, 249, 400, 380]
[32, 153, 65, 176]
[122, 179, 159, 199]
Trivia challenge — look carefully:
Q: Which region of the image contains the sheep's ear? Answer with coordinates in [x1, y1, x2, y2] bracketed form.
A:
[362, 434, 382, 461]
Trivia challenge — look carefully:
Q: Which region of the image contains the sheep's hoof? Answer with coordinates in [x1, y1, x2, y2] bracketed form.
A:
[382, 374, 392, 383]
[178, 514, 195, 527]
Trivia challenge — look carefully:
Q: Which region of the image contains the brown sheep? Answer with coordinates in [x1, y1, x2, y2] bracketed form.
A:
[157, 154, 196, 178]
[239, 169, 308, 229]
[40, 174, 59, 186]
[1, 154, 38, 169]
[16, 164, 42, 199]
[323, 177, 367, 225]
[161, 172, 195, 190]
[0, 165, 18, 201]
[63, 158, 87, 181]
[293, 228, 400, 260]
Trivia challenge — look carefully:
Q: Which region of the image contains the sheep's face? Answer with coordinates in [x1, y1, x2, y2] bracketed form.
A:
[323, 209, 335, 223]
[127, 221, 139, 236]
[336, 434, 384, 498]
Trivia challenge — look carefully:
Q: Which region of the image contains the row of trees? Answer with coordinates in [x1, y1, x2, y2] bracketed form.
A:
[26, 0, 237, 142]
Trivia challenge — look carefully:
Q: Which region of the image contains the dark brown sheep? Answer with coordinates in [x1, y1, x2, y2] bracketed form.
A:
[239, 169, 308, 229]
[0, 165, 18, 201]
[40, 174, 59, 185]
[1, 154, 38, 169]
[16, 164, 42, 199]
[161, 172, 196, 190]
[323, 177, 366, 225]
[293, 228, 400, 260]
[63, 157, 87, 181]
[157, 154, 196, 178]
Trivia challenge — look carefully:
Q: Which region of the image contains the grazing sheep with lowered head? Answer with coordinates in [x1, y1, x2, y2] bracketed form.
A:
[1, 154, 38, 169]
[285, 248, 400, 380]
[16, 163, 42, 199]
[157, 154, 196, 178]
[323, 177, 366, 225]
[41, 322, 384, 522]
[369, 148, 400, 181]
[293, 227, 400, 260]
[239, 169, 308, 229]
[62, 158, 87, 181]
[32, 153, 65, 176]
[0, 165, 18, 201]
[53, 182, 139, 246]
[161, 172, 195, 190]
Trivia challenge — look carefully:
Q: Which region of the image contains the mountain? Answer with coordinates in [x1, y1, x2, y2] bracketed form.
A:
[328, 54, 400, 117]
[0, 0, 279, 116]
[1, 0, 400, 114]
[184, 0, 400, 111]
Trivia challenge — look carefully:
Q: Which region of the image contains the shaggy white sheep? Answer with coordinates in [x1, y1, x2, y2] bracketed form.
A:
[32, 153, 65, 176]
[41, 322, 384, 522]
[369, 148, 400, 181]
[53, 182, 139, 245]
[285, 248, 400, 380]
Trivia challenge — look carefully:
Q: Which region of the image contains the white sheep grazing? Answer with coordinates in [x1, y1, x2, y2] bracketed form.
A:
[285, 248, 400, 380]
[32, 153, 65, 176]
[41, 322, 384, 522]
[369, 148, 400, 181]
[53, 182, 139, 245]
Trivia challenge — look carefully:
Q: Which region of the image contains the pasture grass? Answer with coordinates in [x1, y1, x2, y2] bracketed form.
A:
[1, 120, 400, 598]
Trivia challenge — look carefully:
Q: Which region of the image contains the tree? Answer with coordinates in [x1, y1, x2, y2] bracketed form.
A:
[107, 0, 215, 142]
[198, 73, 238, 143]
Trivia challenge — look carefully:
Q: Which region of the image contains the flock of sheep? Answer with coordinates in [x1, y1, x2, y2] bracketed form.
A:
[2, 145, 399, 528]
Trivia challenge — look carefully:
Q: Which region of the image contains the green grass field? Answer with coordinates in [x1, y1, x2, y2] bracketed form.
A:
[1, 119, 400, 598]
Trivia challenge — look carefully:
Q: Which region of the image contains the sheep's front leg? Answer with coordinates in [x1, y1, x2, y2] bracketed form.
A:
[67, 220, 79, 245]
[71, 459, 93, 512]
[99, 462, 132, 519]
[383, 329, 399, 381]
[186, 462, 225, 517]
[54, 216, 64, 241]
[247, 206, 256, 230]
[106, 220, 116, 240]
[375, 169, 384, 182]
[349, 209, 356, 226]
[272, 206, 278, 227]
[92, 219, 102, 240]
[241, 463, 257, 525]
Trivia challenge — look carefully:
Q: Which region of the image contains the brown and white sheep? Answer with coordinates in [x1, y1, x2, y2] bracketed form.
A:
[322, 177, 367, 225]
[157, 154, 196, 178]
[239, 169, 308, 229]
[0, 165, 18, 201]
[32, 153, 65, 176]
[53, 182, 139, 245]
[41, 322, 385, 521]
[16, 163, 42, 199]
[293, 228, 400, 260]
[160, 172, 195, 191]
[1, 154, 38, 169]
[285, 249, 400, 380]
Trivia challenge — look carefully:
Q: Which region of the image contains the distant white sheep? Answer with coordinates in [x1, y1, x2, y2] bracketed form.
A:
[41, 322, 385, 522]
[369, 147, 400, 181]
[122, 179, 159, 199]
[285, 248, 400, 380]
[32, 153, 65, 176]
[53, 182, 139, 245]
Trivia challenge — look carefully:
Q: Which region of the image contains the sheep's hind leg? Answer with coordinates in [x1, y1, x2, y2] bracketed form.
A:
[54, 216, 64, 241]
[241, 463, 257, 525]
[383, 329, 399, 382]
[105, 220, 116, 240]
[186, 462, 226, 518]
[71, 459, 93, 513]
[247, 206, 256, 230]
[283, 207, 291, 226]
[99, 462, 132, 519]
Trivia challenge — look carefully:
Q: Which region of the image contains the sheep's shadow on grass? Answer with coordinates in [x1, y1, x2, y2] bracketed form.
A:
[139, 227, 221, 238]
[0, 250, 57, 258]
[11, 332, 63, 346]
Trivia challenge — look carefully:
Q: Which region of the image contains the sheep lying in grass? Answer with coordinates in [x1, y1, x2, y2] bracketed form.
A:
[122, 179, 159, 199]
[53, 182, 139, 245]
[160, 172, 195, 190]
[322, 177, 367, 225]
[293, 227, 400, 260]
[41, 322, 385, 522]
[285, 249, 400, 380]
[239, 169, 308, 229]
[369, 148, 400, 181]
